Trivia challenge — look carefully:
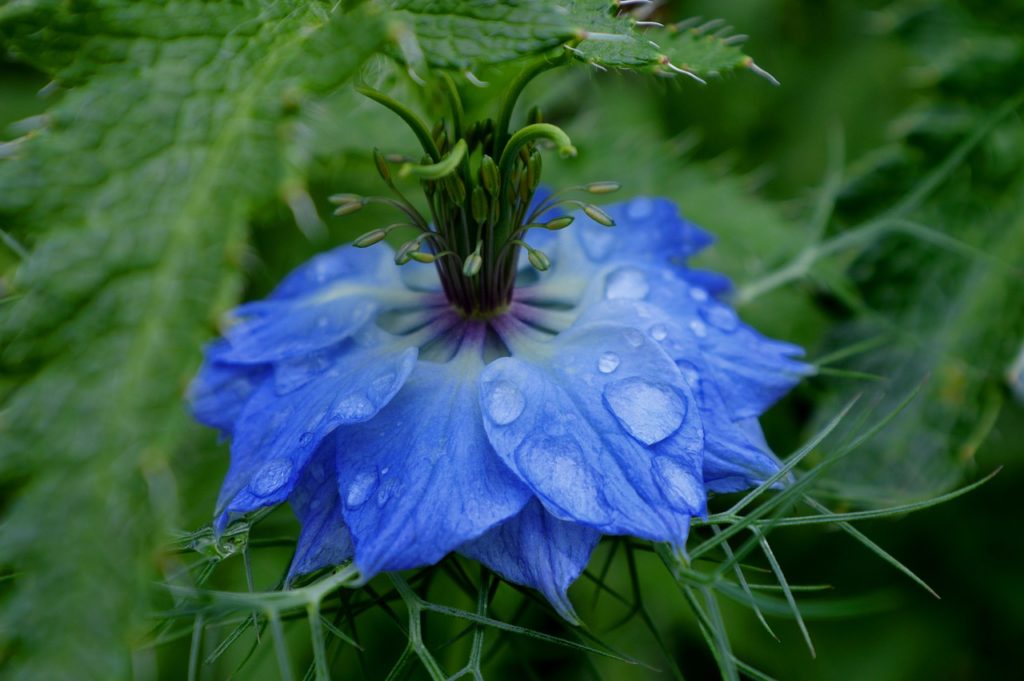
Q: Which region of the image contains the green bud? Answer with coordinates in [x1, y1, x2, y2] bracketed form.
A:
[527, 247, 551, 272]
[328, 193, 361, 205]
[527, 150, 543, 191]
[518, 171, 532, 203]
[585, 181, 621, 194]
[445, 175, 466, 206]
[410, 251, 436, 263]
[490, 193, 501, 224]
[582, 204, 615, 227]
[373, 148, 391, 184]
[544, 215, 575, 230]
[471, 187, 488, 224]
[353, 228, 387, 247]
[462, 251, 483, 277]
[480, 155, 499, 195]
[431, 120, 447, 150]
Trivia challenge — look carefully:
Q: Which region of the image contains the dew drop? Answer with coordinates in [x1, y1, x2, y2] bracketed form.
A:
[514, 435, 611, 524]
[689, 319, 708, 338]
[624, 328, 645, 348]
[603, 377, 686, 446]
[250, 458, 293, 496]
[370, 372, 397, 401]
[298, 431, 315, 448]
[604, 267, 649, 301]
[653, 456, 704, 511]
[688, 287, 709, 302]
[649, 324, 668, 341]
[581, 229, 614, 261]
[376, 478, 402, 507]
[484, 380, 526, 425]
[332, 394, 375, 421]
[597, 351, 621, 374]
[676, 360, 701, 389]
[701, 304, 739, 332]
[626, 197, 654, 220]
[345, 471, 377, 509]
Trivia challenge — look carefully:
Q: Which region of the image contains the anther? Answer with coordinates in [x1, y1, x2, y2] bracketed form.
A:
[463, 250, 483, 277]
[333, 200, 365, 216]
[582, 204, 616, 227]
[544, 215, 575, 230]
[353, 229, 388, 248]
[585, 181, 621, 194]
[527, 248, 550, 272]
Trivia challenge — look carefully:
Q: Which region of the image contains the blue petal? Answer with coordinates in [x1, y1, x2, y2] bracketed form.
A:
[220, 246, 410, 364]
[678, 268, 733, 297]
[337, 354, 532, 578]
[575, 299, 789, 493]
[270, 243, 398, 300]
[216, 337, 417, 521]
[481, 322, 705, 545]
[596, 264, 811, 419]
[286, 435, 353, 583]
[680, 361, 786, 493]
[460, 499, 600, 623]
[188, 341, 269, 435]
[574, 196, 713, 265]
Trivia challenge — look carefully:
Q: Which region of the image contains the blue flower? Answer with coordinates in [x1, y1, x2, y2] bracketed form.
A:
[189, 196, 810, 621]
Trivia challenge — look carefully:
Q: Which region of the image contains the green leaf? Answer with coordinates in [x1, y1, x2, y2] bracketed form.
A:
[0, 2, 385, 678]
[568, 1, 761, 81]
[384, 0, 763, 81]
[387, 0, 576, 70]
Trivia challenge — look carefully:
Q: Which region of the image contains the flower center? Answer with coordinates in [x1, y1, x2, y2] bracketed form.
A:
[329, 63, 618, 318]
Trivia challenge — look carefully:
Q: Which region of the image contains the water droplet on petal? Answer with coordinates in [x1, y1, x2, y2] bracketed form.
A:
[484, 380, 526, 425]
[332, 394, 375, 421]
[605, 267, 649, 300]
[653, 456, 703, 511]
[688, 287, 709, 302]
[603, 378, 686, 446]
[346, 471, 377, 509]
[676, 360, 701, 389]
[624, 328, 645, 348]
[701, 304, 739, 332]
[514, 434, 611, 524]
[581, 229, 614, 261]
[689, 319, 708, 338]
[370, 372, 397, 401]
[649, 324, 668, 341]
[376, 478, 401, 507]
[299, 432, 315, 448]
[626, 197, 654, 220]
[598, 351, 621, 374]
[250, 458, 293, 496]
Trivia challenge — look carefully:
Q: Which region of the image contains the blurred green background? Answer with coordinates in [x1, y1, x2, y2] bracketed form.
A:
[2, 0, 1022, 679]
